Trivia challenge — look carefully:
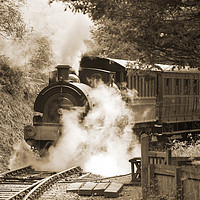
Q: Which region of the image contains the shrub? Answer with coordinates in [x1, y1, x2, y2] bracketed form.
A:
[0, 55, 48, 101]
[0, 55, 23, 97]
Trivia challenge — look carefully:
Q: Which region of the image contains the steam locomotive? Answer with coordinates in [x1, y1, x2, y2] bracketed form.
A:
[24, 56, 200, 154]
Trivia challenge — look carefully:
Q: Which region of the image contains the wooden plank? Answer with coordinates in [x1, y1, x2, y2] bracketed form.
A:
[172, 157, 191, 161]
[182, 165, 200, 173]
[66, 182, 83, 193]
[156, 174, 175, 197]
[79, 182, 98, 196]
[181, 166, 200, 180]
[154, 168, 175, 176]
[149, 151, 166, 158]
[93, 182, 110, 196]
[171, 157, 200, 166]
[153, 164, 176, 176]
[154, 164, 177, 171]
[182, 178, 200, 199]
[104, 182, 123, 198]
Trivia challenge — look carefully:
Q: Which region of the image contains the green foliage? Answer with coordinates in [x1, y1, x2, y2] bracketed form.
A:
[0, 0, 26, 39]
[53, 0, 200, 66]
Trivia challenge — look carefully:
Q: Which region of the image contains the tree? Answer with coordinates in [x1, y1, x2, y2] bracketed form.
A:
[52, 0, 200, 67]
[29, 35, 55, 71]
[0, 0, 26, 39]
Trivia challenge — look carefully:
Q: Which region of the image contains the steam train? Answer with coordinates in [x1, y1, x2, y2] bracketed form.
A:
[24, 56, 200, 154]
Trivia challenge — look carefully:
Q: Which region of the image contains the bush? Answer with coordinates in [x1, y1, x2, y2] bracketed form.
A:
[0, 56, 23, 97]
[0, 55, 48, 101]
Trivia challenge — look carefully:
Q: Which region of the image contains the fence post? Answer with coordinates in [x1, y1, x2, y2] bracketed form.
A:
[148, 165, 154, 192]
[141, 134, 149, 199]
[166, 149, 172, 165]
[175, 167, 182, 200]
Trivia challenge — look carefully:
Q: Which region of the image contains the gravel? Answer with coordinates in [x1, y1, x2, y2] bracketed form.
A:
[39, 174, 142, 200]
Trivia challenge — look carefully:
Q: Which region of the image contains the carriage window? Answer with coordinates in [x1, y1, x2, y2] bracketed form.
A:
[151, 79, 155, 97]
[131, 75, 137, 90]
[144, 79, 150, 97]
[137, 76, 140, 94]
[144, 80, 148, 97]
[174, 79, 180, 95]
[184, 79, 189, 95]
[164, 79, 169, 95]
[141, 77, 144, 97]
[164, 78, 172, 95]
[128, 75, 132, 89]
[194, 79, 198, 95]
[132, 75, 155, 97]
[133, 75, 136, 89]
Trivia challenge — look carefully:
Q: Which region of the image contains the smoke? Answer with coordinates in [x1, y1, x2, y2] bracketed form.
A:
[0, 0, 92, 72]
[9, 141, 41, 170]
[34, 83, 141, 176]
[9, 83, 141, 176]
[22, 0, 92, 73]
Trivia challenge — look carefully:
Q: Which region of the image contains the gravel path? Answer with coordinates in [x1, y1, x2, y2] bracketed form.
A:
[39, 174, 142, 200]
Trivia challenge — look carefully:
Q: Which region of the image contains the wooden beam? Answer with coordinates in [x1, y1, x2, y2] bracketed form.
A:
[149, 151, 166, 158]
[66, 182, 83, 193]
[153, 164, 176, 176]
[79, 182, 98, 196]
[104, 182, 123, 198]
[93, 182, 110, 196]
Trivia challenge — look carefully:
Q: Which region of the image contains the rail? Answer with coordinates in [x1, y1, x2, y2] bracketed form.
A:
[23, 166, 81, 200]
[0, 166, 33, 178]
[0, 165, 82, 200]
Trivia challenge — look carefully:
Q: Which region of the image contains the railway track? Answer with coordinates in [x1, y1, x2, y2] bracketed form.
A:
[0, 165, 82, 200]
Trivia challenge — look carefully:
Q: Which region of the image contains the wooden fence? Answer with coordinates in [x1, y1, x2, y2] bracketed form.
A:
[130, 134, 200, 200]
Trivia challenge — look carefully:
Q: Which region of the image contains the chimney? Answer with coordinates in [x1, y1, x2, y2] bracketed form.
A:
[56, 65, 70, 81]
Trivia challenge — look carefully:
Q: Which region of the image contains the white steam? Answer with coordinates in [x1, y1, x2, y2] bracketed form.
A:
[22, 0, 92, 73]
[9, 83, 141, 176]
[36, 83, 141, 176]
[9, 141, 41, 170]
[1, 0, 92, 72]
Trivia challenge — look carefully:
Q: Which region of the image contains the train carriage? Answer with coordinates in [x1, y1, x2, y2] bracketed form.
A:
[80, 56, 200, 140]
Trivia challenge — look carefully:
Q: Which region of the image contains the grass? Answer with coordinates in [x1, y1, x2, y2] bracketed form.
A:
[171, 140, 200, 158]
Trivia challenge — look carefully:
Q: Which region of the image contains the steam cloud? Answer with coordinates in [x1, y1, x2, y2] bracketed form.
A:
[22, 0, 92, 73]
[1, 0, 92, 73]
[10, 83, 141, 176]
[38, 83, 140, 176]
